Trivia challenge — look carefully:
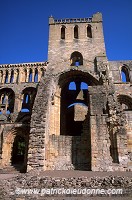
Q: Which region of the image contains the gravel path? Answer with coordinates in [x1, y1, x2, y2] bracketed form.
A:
[0, 170, 132, 180]
[39, 170, 132, 178]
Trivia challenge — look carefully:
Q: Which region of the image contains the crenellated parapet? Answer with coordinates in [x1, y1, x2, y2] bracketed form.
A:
[49, 12, 102, 25]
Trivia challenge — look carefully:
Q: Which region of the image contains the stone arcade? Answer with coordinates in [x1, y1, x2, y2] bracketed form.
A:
[0, 12, 131, 172]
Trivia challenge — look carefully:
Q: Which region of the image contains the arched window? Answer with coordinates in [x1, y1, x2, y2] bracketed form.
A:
[0, 89, 15, 113]
[61, 26, 65, 39]
[21, 87, 37, 113]
[121, 66, 130, 82]
[117, 95, 132, 111]
[74, 25, 78, 39]
[34, 69, 38, 82]
[5, 71, 8, 83]
[21, 93, 30, 113]
[28, 69, 32, 82]
[87, 25, 92, 38]
[70, 51, 83, 66]
[10, 70, 14, 83]
[69, 82, 76, 90]
[80, 82, 88, 90]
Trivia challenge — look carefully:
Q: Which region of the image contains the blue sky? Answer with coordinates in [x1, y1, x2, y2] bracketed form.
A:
[0, 0, 132, 64]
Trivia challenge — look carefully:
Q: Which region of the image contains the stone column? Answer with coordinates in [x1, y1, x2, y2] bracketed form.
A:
[13, 94, 23, 113]
[2, 71, 6, 84]
[38, 68, 44, 82]
[38, 68, 41, 82]
[89, 87, 113, 171]
[8, 71, 12, 83]
[26, 68, 30, 82]
[130, 70, 132, 83]
[19, 68, 26, 83]
[13, 69, 17, 83]
[0, 71, 3, 83]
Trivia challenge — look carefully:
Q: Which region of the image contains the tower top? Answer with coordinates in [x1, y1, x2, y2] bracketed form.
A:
[49, 12, 102, 25]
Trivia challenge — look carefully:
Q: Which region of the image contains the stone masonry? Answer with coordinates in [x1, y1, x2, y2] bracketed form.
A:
[0, 12, 131, 172]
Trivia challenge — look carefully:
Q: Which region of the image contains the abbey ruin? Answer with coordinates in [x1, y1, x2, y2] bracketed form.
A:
[0, 12, 131, 172]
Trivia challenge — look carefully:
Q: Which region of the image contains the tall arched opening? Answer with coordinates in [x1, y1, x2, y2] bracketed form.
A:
[57, 71, 98, 170]
[1, 127, 29, 173]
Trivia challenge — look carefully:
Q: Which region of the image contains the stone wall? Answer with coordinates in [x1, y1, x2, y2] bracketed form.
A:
[109, 61, 132, 83]
[27, 73, 54, 171]
[45, 135, 91, 171]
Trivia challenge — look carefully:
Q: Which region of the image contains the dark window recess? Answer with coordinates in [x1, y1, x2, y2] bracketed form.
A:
[70, 51, 83, 66]
[87, 26, 92, 38]
[74, 25, 78, 39]
[61, 26, 65, 39]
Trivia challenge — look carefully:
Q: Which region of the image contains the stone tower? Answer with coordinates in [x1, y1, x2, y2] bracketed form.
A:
[0, 12, 131, 172]
[48, 12, 106, 73]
